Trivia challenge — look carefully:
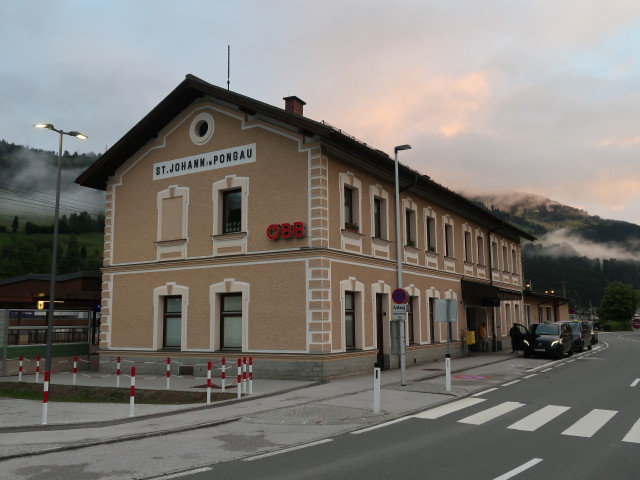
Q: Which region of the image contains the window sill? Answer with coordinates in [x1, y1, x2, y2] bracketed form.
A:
[341, 229, 364, 240]
[404, 244, 420, 252]
[155, 238, 187, 247]
[212, 232, 247, 241]
[371, 237, 391, 246]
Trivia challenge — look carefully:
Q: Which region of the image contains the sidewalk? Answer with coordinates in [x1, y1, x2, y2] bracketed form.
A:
[0, 350, 525, 460]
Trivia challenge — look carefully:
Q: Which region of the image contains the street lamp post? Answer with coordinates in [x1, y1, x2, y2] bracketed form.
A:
[33, 124, 88, 373]
[394, 144, 411, 386]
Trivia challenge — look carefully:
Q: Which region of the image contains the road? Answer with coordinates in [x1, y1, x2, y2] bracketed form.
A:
[2, 331, 639, 479]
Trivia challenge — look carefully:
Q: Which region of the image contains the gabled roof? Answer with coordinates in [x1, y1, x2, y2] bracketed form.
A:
[75, 74, 535, 242]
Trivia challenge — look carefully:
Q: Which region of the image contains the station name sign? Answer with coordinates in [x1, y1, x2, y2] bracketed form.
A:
[153, 143, 256, 180]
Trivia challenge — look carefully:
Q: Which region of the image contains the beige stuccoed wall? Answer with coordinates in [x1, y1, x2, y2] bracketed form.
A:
[108, 101, 312, 265]
[109, 259, 308, 351]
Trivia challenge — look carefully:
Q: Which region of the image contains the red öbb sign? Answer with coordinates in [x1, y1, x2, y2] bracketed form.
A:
[266, 222, 306, 240]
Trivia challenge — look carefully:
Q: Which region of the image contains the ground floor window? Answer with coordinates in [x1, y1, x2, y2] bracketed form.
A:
[345, 291, 356, 350]
[163, 296, 182, 349]
[221, 293, 242, 349]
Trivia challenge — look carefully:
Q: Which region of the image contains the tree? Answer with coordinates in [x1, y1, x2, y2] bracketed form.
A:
[11, 216, 18, 233]
[598, 282, 640, 323]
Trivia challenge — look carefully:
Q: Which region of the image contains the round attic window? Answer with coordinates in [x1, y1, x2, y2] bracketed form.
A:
[189, 112, 214, 145]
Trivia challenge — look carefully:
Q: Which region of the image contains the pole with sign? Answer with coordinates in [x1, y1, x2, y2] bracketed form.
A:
[435, 299, 457, 392]
[391, 288, 408, 386]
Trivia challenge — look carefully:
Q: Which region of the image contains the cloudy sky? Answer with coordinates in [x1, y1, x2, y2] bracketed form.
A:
[2, 0, 640, 224]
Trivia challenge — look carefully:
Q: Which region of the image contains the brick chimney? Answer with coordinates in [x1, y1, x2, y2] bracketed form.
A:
[283, 96, 306, 116]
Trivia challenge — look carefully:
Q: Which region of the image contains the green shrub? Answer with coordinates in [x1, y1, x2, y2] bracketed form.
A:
[600, 321, 629, 332]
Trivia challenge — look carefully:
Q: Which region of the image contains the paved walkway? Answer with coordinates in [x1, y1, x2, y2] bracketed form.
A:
[0, 350, 528, 461]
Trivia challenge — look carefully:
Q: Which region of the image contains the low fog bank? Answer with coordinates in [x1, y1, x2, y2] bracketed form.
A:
[530, 228, 640, 262]
[1, 145, 104, 221]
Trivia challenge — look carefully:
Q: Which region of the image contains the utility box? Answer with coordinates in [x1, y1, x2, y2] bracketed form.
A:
[465, 330, 476, 345]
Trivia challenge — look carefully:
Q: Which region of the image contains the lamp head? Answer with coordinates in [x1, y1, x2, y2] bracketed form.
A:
[69, 131, 88, 140]
[34, 123, 54, 130]
[394, 144, 411, 153]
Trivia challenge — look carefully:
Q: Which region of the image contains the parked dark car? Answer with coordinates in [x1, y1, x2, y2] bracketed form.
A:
[568, 321, 592, 352]
[523, 322, 574, 359]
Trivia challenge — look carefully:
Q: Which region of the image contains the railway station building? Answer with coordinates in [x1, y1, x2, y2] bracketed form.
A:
[76, 75, 535, 379]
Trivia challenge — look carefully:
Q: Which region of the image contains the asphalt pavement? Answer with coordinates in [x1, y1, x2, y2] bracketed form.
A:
[0, 348, 540, 461]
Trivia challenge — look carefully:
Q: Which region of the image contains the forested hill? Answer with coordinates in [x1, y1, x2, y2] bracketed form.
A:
[471, 192, 640, 308]
[0, 140, 104, 278]
[0, 139, 100, 170]
[472, 192, 640, 243]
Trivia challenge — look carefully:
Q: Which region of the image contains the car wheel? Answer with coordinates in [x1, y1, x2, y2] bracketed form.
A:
[588, 343, 592, 351]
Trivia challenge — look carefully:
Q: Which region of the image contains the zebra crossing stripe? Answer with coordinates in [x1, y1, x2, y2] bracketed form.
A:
[458, 401, 525, 425]
[508, 405, 571, 432]
[562, 409, 617, 438]
[414, 397, 486, 419]
[622, 417, 640, 443]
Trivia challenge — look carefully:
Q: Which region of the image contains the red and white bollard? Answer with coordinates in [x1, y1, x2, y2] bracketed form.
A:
[35, 355, 41, 383]
[206, 361, 212, 404]
[129, 366, 136, 418]
[18, 354, 23, 382]
[116, 356, 121, 388]
[221, 357, 226, 393]
[242, 357, 247, 395]
[237, 359, 242, 399]
[166, 357, 171, 390]
[73, 355, 78, 386]
[41, 371, 50, 425]
[248, 357, 253, 396]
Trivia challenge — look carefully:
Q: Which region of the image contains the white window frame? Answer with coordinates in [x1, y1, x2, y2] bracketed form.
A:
[443, 215, 454, 258]
[340, 172, 362, 232]
[425, 208, 437, 252]
[211, 176, 249, 256]
[339, 277, 364, 352]
[370, 185, 389, 240]
[153, 282, 189, 351]
[462, 224, 473, 263]
[209, 279, 250, 352]
[402, 198, 418, 248]
[156, 186, 189, 260]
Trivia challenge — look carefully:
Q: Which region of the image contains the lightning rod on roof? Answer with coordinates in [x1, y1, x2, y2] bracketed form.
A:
[227, 45, 230, 90]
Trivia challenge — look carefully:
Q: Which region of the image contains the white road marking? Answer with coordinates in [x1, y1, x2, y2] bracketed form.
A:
[351, 416, 410, 434]
[493, 458, 543, 480]
[630, 378, 640, 387]
[458, 401, 525, 425]
[562, 409, 617, 438]
[242, 439, 332, 461]
[414, 397, 486, 419]
[540, 368, 553, 372]
[501, 380, 520, 387]
[154, 467, 213, 479]
[523, 374, 538, 379]
[471, 388, 498, 397]
[623, 417, 640, 443]
[508, 405, 571, 432]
